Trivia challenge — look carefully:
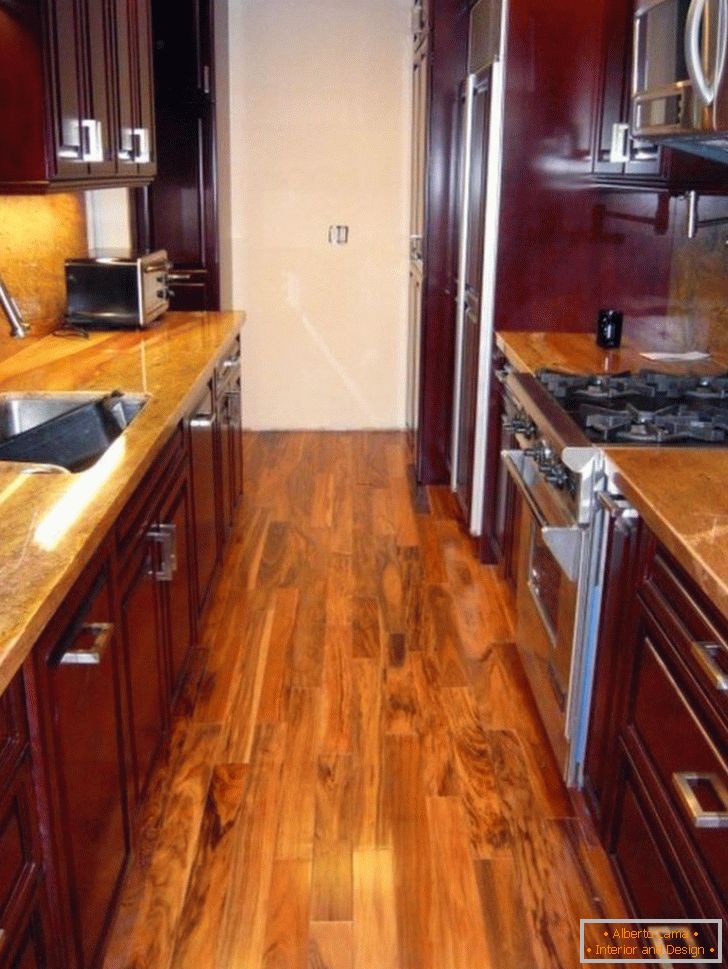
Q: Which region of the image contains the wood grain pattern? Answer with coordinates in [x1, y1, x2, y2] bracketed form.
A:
[103, 431, 629, 969]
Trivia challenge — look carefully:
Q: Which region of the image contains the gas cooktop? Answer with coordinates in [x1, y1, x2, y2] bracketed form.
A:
[536, 369, 728, 446]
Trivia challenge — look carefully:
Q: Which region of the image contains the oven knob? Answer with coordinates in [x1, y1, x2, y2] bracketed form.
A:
[544, 465, 569, 489]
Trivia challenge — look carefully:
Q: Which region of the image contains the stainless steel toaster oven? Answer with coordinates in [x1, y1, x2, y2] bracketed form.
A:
[64, 249, 170, 329]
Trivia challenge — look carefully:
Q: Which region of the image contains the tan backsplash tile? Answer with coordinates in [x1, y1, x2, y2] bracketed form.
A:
[668, 196, 728, 356]
[0, 194, 87, 347]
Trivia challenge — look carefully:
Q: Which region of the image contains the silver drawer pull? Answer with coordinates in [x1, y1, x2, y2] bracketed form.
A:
[167, 272, 193, 282]
[672, 772, 728, 829]
[190, 413, 216, 429]
[148, 524, 177, 582]
[691, 641, 728, 691]
[222, 354, 241, 370]
[60, 623, 114, 665]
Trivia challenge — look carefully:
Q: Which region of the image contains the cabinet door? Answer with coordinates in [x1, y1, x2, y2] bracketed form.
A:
[118, 531, 168, 806]
[83, 0, 117, 177]
[46, 0, 87, 177]
[218, 391, 233, 542]
[134, 0, 157, 178]
[189, 382, 220, 617]
[159, 469, 196, 702]
[34, 563, 129, 969]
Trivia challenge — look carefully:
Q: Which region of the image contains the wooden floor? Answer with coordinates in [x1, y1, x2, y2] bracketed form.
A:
[103, 431, 628, 969]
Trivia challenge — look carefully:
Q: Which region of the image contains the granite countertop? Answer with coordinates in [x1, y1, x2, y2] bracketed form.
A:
[0, 311, 244, 694]
[497, 330, 728, 620]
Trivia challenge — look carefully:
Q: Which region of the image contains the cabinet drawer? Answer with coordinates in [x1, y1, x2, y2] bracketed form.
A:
[641, 545, 728, 730]
[627, 620, 728, 904]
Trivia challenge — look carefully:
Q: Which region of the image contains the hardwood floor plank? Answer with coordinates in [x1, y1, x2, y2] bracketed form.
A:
[275, 687, 323, 861]
[352, 849, 399, 969]
[262, 860, 312, 969]
[410, 652, 460, 797]
[257, 587, 300, 724]
[103, 724, 220, 969]
[351, 659, 386, 848]
[321, 625, 353, 755]
[383, 656, 420, 736]
[384, 736, 433, 969]
[169, 763, 248, 968]
[425, 796, 493, 969]
[215, 723, 288, 969]
[423, 584, 469, 688]
[441, 687, 511, 858]
[475, 857, 538, 969]
[308, 922, 353, 969]
[325, 552, 353, 628]
[218, 602, 275, 763]
[351, 596, 382, 660]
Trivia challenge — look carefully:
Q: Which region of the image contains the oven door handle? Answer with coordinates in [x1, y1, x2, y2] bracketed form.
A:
[502, 450, 583, 582]
[502, 450, 547, 528]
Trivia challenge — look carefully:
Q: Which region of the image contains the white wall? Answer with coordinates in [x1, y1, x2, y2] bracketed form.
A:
[85, 188, 132, 250]
[222, 0, 412, 429]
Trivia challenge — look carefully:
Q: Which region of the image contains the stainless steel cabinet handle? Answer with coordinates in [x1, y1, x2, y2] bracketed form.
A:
[168, 272, 193, 282]
[597, 491, 638, 520]
[81, 118, 104, 162]
[672, 771, 728, 828]
[222, 354, 241, 370]
[132, 127, 150, 163]
[147, 526, 176, 582]
[190, 413, 216, 429]
[609, 123, 631, 164]
[202, 64, 211, 94]
[691, 641, 728, 691]
[59, 623, 114, 666]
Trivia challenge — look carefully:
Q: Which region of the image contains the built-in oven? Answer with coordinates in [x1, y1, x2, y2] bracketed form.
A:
[632, 0, 728, 160]
[503, 447, 586, 777]
[497, 370, 605, 787]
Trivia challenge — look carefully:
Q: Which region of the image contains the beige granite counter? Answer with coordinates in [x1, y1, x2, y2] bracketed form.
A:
[0, 311, 244, 694]
[498, 329, 728, 620]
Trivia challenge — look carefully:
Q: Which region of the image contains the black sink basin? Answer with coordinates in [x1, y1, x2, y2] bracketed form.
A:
[0, 391, 147, 472]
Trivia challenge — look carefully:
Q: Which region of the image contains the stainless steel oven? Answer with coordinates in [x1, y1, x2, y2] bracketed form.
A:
[498, 370, 604, 786]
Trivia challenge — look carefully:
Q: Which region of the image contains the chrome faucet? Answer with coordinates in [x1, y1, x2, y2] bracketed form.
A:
[0, 273, 30, 338]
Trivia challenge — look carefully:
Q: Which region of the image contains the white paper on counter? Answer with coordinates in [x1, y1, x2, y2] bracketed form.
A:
[640, 351, 712, 362]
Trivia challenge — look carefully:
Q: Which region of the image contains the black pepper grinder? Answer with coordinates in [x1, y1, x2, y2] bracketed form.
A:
[596, 309, 623, 349]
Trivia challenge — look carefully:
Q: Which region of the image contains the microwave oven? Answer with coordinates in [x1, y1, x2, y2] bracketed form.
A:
[65, 250, 170, 329]
[632, 0, 728, 161]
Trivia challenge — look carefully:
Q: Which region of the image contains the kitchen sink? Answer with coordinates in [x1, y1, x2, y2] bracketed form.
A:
[0, 391, 147, 472]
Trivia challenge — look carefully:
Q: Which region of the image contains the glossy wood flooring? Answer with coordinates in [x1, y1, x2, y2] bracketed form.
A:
[103, 431, 628, 969]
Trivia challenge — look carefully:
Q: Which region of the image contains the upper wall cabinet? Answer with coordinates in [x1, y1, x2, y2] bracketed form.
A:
[0, 0, 156, 193]
[592, 0, 727, 190]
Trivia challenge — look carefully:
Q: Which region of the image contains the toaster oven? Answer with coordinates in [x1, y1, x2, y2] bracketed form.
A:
[65, 250, 170, 329]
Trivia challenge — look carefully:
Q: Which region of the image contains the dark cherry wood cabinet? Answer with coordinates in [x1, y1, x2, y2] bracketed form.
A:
[116, 426, 197, 805]
[585, 514, 728, 941]
[27, 550, 129, 969]
[134, 0, 219, 309]
[592, 0, 728, 190]
[0, 0, 156, 192]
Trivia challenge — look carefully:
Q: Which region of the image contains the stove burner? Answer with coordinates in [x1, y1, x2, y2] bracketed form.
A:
[536, 368, 728, 447]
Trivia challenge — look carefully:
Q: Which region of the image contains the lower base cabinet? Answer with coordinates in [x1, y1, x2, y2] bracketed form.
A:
[2, 335, 243, 969]
[586, 514, 727, 945]
[27, 549, 129, 969]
